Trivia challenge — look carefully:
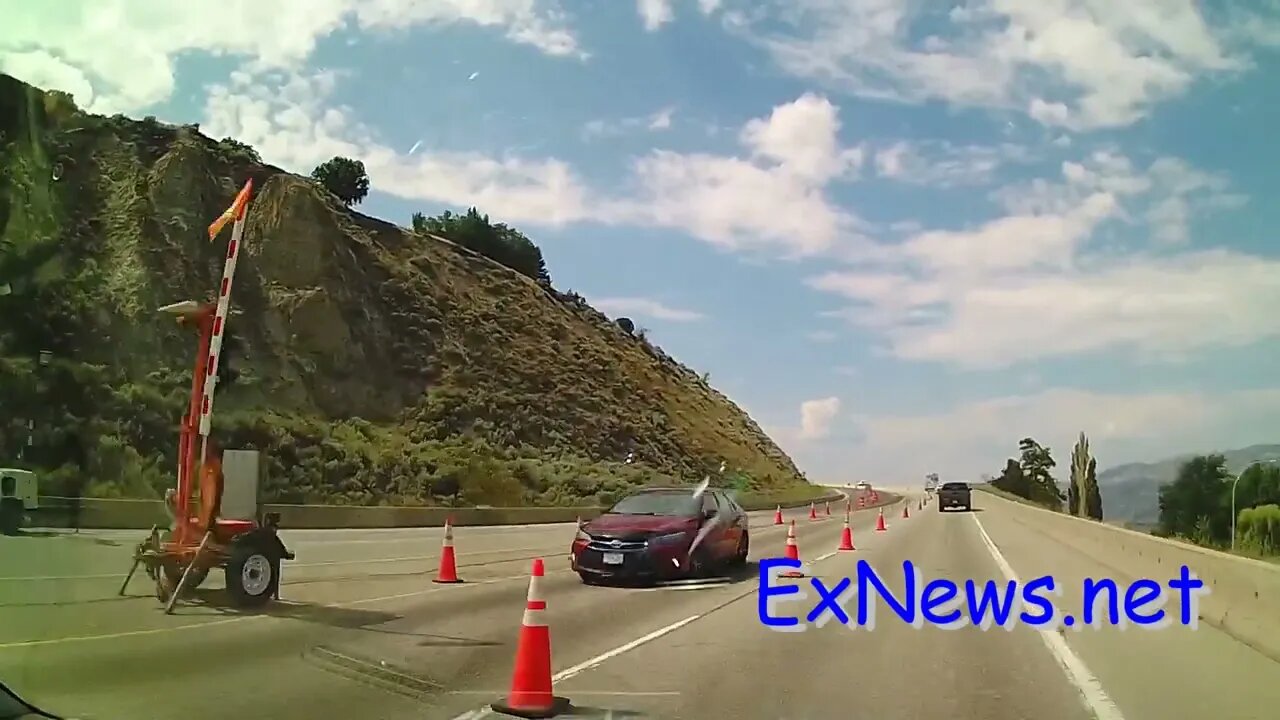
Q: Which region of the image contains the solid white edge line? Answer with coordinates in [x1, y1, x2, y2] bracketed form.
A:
[971, 513, 1125, 720]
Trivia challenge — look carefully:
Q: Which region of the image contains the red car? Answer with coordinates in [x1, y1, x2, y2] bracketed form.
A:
[570, 486, 750, 584]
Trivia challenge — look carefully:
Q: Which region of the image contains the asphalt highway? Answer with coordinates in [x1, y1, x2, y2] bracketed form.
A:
[1, 491, 1276, 720]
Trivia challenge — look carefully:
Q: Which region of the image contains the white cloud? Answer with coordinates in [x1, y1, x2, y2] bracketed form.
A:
[583, 107, 676, 138]
[0, 0, 582, 113]
[799, 397, 841, 440]
[590, 297, 706, 323]
[807, 330, 839, 343]
[873, 140, 1030, 188]
[800, 387, 1280, 483]
[612, 93, 867, 256]
[648, 107, 675, 130]
[719, 0, 1280, 130]
[810, 151, 1268, 368]
[637, 0, 675, 31]
[204, 70, 593, 225]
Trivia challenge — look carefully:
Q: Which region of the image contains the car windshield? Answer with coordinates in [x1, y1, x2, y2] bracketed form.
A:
[607, 492, 699, 516]
[942, 483, 969, 490]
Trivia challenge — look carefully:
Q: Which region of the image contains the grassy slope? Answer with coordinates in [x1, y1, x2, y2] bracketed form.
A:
[0, 74, 809, 507]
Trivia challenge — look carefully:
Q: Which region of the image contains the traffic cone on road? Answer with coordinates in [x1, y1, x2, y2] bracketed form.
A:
[902, 504, 910, 519]
[491, 559, 571, 719]
[773, 506, 783, 525]
[875, 508, 887, 532]
[808, 503, 818, 521]
[781, 520, 805, 578]
[838, 512, 855, 551]
[434, 517, 462, 584]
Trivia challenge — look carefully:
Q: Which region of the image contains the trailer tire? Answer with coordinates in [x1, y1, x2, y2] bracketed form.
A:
[163, 563, 209, 592]
[225, 539, 279, 608]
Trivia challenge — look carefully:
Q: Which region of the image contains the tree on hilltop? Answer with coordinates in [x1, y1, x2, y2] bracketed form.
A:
[412, 208, 551, 285]
[311, 156, 370, 206]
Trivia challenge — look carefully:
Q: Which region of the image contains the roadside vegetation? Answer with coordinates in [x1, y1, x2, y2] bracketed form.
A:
[982, 432, 1279, 560]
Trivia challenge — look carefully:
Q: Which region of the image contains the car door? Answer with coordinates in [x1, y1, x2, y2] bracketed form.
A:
[699, 492, 728, 559]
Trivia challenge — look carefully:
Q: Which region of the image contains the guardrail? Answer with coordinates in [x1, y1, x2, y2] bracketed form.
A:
[977, 487, 1280, 663]
[31, 487, 856, 530]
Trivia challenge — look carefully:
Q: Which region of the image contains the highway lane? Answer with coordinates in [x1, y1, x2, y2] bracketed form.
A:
[8, 489, 1273, 720]
[0, 498, 865, 719]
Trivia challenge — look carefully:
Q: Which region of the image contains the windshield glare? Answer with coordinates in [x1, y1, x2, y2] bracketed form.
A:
[608, 492, 699, 516]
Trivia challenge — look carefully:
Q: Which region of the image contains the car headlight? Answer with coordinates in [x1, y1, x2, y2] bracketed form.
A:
[647, 531, 690, 546]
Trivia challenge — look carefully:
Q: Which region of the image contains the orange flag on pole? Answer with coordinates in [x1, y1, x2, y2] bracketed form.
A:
[207, 180, 254, 241]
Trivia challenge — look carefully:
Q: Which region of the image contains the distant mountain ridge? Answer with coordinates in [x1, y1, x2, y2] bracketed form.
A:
[1099, 444, 1280, 526]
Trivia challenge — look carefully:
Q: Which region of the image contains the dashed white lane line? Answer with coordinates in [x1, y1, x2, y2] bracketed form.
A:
[972, 513, 1125, 720]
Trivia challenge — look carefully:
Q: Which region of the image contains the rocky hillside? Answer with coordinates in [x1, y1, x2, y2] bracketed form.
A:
[0, 74, 807, 507]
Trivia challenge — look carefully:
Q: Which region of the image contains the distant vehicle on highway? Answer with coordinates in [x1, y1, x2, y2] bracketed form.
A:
[854, 482, 872, 490]
[570, 485, 749, 585]
[937, 481, 972, 512]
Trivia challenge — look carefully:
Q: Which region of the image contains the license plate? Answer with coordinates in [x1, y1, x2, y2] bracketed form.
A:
[602, 552, 624, 565]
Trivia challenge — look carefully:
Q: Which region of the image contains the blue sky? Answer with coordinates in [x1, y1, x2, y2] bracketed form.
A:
[6, 0, 1280, 484]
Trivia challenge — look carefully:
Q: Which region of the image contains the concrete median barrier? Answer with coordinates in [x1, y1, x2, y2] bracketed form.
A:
[977, 488, 1280, 663]
[32, 487, 850, 531]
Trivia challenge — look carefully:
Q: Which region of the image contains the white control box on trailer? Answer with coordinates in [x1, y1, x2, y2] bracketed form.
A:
[220, 450, 262, 522]
[1, 467, 38, 534]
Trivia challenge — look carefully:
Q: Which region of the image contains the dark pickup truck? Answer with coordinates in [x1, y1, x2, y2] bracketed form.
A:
[937, 482, 971, 511]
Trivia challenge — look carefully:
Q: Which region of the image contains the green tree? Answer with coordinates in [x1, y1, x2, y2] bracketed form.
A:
[1068, 432, 1091, 516]
[1019, 437, 1064, 507]
[411, 208, 551, 285]
[1083, 457, 1103, 520]
[1235, 462, 1280, 511]
[1158, 454, 1230, 542]
[311, 156, 370, 206]
[992, 458, 1029, 497]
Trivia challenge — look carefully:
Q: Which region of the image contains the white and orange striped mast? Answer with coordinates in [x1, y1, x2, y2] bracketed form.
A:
[165, 179, 253, 546]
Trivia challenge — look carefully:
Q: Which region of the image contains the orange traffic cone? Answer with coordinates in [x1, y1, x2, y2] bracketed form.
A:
[808, 503, 818, 521]
[902, 504, 910, 519]
[875, 508, 887, 532]
[773, 506, 783, 525]
[491, 559, 571, 718]
[780, 520, 805, 577]
[838, 513, 855, 551]
[434, 517, 462, 584]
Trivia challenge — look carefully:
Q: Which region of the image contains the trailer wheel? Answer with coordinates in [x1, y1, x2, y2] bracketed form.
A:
[225, 539, 279, 608]
[162, 563, 209, 591]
